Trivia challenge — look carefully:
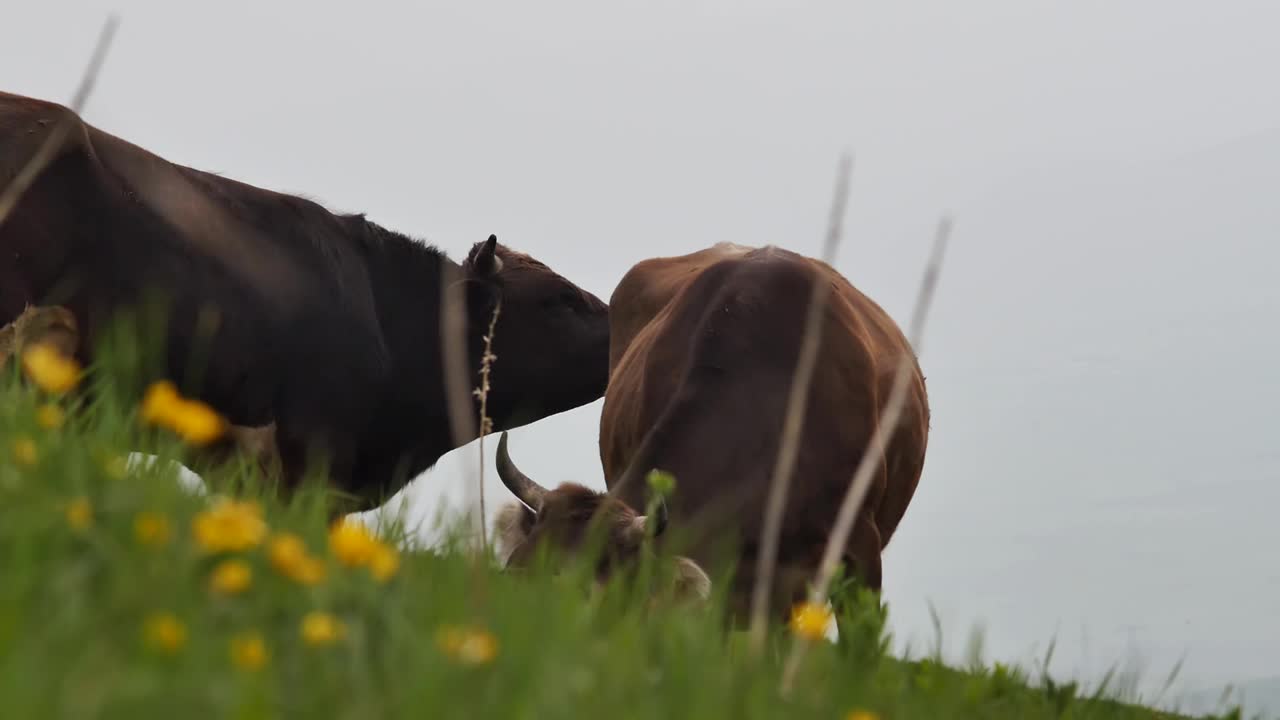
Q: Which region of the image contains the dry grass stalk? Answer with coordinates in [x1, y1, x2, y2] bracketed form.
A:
[471, 299, 502, 555]
[0, 15, 119, 228]
[438, 264, 482, 548]
[779, 216, 951, 694]
[747, 153, 855, 654]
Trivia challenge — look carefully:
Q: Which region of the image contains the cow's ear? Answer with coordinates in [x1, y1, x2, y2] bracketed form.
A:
[671, 556, 712, 602]
[466, 234, 503, 278]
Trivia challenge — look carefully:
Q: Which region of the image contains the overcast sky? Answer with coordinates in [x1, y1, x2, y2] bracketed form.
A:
[7, 0, 1279, 712]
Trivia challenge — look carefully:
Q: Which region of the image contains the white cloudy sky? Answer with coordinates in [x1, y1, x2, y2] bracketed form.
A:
[7, 0, 1280, 710]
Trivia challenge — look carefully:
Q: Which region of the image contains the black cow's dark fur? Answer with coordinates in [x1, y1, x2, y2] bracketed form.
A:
[0, 91, 611, 512]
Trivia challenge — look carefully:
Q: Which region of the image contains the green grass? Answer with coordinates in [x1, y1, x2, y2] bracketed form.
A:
[0, 340, 1237, 719]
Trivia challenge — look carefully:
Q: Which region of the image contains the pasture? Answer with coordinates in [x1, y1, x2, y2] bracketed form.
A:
[0, 328, 1230, 719]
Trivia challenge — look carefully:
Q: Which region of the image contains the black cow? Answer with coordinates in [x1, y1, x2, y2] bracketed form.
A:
[0, 90, 611, 513]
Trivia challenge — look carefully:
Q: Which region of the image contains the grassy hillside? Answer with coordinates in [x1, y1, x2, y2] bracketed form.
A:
[0, 336, 1235, 719]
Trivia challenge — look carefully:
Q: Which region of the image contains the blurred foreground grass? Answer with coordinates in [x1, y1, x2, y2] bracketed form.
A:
[0, 332, 1233, 719]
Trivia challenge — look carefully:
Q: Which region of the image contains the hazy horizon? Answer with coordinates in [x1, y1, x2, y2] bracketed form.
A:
[6, 1, 1278, 714]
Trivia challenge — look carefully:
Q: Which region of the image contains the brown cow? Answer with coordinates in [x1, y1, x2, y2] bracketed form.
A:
[496, 243, 929, 621]
[0, 90, 612, 513]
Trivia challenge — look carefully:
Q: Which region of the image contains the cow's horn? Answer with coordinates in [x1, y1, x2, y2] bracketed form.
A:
[633, 496, 669, 541]
[496, 432, 547, 513]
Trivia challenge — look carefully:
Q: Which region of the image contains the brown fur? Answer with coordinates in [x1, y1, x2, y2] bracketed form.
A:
[495, 484, 711, 603]
[600, 243, 930, 618]
[500, 243, 929, 622]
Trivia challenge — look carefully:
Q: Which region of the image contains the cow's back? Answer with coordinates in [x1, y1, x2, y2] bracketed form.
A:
[0, 91, 389, 426]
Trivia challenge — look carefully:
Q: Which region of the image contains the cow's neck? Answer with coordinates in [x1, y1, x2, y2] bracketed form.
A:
[355, 218, 481, 462]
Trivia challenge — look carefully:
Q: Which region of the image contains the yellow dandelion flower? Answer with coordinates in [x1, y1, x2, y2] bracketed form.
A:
[21, 343, 82, 395]
[328, 520, 381, 567]
[65, 496, 92, 531]
[788, 601, 833, 641]
[436, 625, 498, 666]
[846, 711, 880, 720]
[294, 555, 327, 585]
[11, 436, 38, 467]
[35, 403, 66, 430]
[229, 631, 269, 671]
[140, 380, 228, 446]
[369, 543, 400, 583]
[192, 497, 267, 553]
[133, 511, 173, 547]
[209, 559, 253, 595]
[267, 533, 327, 586]
[142, 612, 187, 654]
[140, 380, 183, 424]
[169, 399, 227, 446]
[300, 611, 346, 647]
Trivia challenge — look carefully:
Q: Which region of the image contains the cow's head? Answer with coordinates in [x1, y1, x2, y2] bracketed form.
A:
[493, 433, 712, 603]
[462, 236, 610, 431]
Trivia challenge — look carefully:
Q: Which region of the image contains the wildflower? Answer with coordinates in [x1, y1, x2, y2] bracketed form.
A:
[369, 543, 400, 583]
[209, 559, 253, 595]
[142, 612, 187, 654]
[11, 436, 38, 467]
[229, 631, 269, 671]
[102, 453, 129, 480]
[846, 711, 880, 720]
[329, 520, 401, 581]
[436, 625, 498, 666]
[788, 601, 833, 641]
[140, 380, 228, 446]
[192, 497, 267, 553]
[267, 533, 326, 586]
[133, 511, 173, 547]
[140, 381, 183, 424]
[21, 343, 82, 394]
[35, 403, 66, 430]
[65, 496, 92, 531]
[328, 520, 381, 566]
[300, 611, 346, 647]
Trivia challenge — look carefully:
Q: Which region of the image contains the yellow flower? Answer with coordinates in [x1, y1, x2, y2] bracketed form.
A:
[300, 611, 346, 647]
[133, 511, 173, 547]
[142, 612, 187, 654]
[267, 533, 327, 586]
[846, 711, 880, 720]
[169, 400, 227, 446]
[21, 343, 82, 394]
[11, 436, 37, 467]
[209, 559, 253, 595]
[140, 380, 228, 447]
[436, 625, 498, 666]
[35, 403, 66, 430]
[192, 497, 267, 553]
[369, 543, 400, 583]
[229, 631, 269, 671]
[328, 520, 401, 581]
[140, 381, 182, 424]
[788, 601, 833, 641]
[65, 496, 92, 531]
[328, 521, 381, 567]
